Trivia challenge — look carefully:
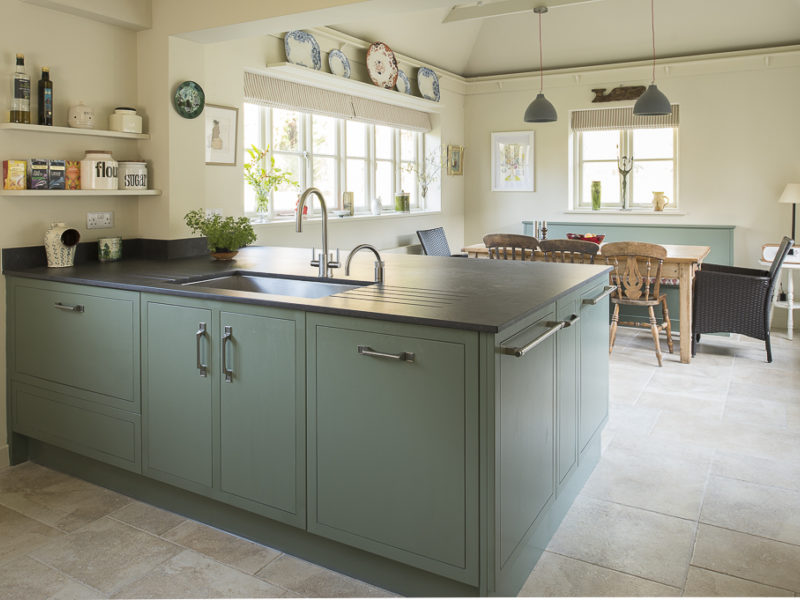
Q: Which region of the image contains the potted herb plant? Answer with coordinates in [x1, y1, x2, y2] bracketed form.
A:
[184, 209, 257, 260]
[243, 144, 297, 219]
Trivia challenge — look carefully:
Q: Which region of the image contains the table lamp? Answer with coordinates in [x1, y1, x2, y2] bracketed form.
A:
[778, 183, 800, 241]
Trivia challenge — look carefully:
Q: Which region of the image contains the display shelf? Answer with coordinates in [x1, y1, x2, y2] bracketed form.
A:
[0, 189, 161, 196]
[0, 122, 149, 140]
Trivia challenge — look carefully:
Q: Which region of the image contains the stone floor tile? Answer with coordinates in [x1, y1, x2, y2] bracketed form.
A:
[0, 555, 103, 600]
[644, 371, 728, 400]
[723, 396, 789, 430]
[108, 500, 186, 536]
[0, 462, 72, 493]
[604, 403, 662, 437]
[162, 519, 281, 575]
[519, 551, 680, 597]
[546, 495, 696, 588]
[29, 516, 182, 595]
[711, 449, 800, 492]
[727, 379, 798, 403]
[691, 524, 800, 593]
[0, 504, 63, 563]
[255, 554, 397, 597]
[112, 549, 292, 599]
[682, 566, 794, 597]
[638, 389, 727, 419]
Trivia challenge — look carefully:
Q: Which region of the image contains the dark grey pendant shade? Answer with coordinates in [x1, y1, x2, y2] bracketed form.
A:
[633, 83, 672, 116]
[524, 92, 558, 123]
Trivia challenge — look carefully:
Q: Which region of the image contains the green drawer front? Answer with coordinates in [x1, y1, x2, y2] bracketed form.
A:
[309, 318, 478, 584]
[13, 282, 139, 409]
[579, 281, 611, 452]
[11, 381, 140, 472]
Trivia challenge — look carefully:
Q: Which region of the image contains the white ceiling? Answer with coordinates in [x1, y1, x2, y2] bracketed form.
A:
[329, 0, 800, 77]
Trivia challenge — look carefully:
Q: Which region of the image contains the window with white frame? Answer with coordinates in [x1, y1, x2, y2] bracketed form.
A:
[571, 106, 679, 210]
[242, 103, 427, 220]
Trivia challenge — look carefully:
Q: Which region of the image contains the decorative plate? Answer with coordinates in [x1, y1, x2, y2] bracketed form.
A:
[417, 67, 440, 102]
[366, 42, 398, 89]
[328, 49, 351, 78]
[284, 30, 321, 70]
[173, 81, 205, 119]
[395, 69, 411, 94]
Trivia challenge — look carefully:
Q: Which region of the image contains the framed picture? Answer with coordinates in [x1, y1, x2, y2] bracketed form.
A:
[447, 144, 464, 176]
[204, 104, 238, 165]
[491, 130, 534, 192]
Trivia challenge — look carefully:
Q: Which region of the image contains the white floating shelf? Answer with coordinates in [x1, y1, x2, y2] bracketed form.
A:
[1, 189, 161, 196]
[262, 63, 444, 112]
[0, 122, 149, 140]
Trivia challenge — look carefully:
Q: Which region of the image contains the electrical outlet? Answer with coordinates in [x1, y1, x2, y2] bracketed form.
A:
[87, 211, 114, 229]
[205, 208, 222, 218]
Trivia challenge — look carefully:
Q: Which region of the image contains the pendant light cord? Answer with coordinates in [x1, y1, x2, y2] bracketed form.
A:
[538, 11, 544, 93]
[649, 0, 656, 83]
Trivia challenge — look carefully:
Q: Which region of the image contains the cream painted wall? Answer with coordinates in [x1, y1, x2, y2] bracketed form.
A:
[463, 51, 800, 270]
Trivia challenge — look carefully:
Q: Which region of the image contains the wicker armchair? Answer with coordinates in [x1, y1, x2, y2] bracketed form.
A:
[416, 227, 468, 257]
[692, 236, 794, 362]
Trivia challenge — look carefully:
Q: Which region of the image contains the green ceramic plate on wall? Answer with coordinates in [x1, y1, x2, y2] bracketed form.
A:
[173, 81, 205, 119]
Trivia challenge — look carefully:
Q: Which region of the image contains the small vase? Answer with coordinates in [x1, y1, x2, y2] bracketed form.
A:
[211, 251, 238, 261]
[591, 181, 602, 210]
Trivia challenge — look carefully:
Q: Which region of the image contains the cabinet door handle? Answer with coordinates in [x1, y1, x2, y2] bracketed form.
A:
[582, 285, 617, 306]
[54, 302, 84, 313]
[222, 325, 233, 383]
[357, 345, 415, 363]
[500, 320, 564, 358]
[195, 322, 208, 377]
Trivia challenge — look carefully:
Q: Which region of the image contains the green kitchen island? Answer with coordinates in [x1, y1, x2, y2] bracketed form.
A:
[5, 246, 612, 597]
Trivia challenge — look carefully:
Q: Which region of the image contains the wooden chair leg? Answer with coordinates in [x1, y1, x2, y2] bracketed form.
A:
[609, 304, 620, 355]
[661, 297, 674, 354]
[648, 305, 663, 367]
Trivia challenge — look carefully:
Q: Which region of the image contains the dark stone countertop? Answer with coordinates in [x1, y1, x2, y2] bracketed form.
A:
[3, 246, 611, 333]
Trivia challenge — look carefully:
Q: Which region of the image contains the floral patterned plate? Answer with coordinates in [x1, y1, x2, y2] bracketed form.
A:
[417, 67, 440, 102]
[328, 49, 351, 78]
[396, 69, 411, 94]
[284, 30, 321, 70]
[173, 81, 205, 119]
[366, 42, 398, 89]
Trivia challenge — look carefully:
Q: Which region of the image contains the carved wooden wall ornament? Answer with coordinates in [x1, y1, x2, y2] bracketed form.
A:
[591, 86, 646, 102]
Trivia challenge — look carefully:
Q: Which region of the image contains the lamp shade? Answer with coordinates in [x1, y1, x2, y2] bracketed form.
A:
[633, 84, 672, 116]
[778, 183, 800, 204]
[524, 93, 558, 123]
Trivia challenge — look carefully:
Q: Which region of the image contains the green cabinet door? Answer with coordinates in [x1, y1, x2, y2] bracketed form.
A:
[143, 298, 214, 492]
[555, 294, 579, 487]
[218, 308, 305, 526]
[307, 314, 479, 585]
[579, 282, 611, 452]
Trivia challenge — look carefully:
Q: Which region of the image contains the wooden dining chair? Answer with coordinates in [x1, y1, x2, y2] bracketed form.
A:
[483, 234, 539, 261]
[539, 239, 600, 264]
[603, 241, 674, 366]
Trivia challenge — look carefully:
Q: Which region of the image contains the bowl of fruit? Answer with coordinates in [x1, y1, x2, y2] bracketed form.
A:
[566, 232, 605, 245]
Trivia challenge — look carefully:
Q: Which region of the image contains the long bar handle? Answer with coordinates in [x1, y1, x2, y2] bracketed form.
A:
[500, 320, 565, 358]
[222, 326, 233, 383]
[54, 302, 84, 313]
[357, 345, 415, 363]
[582, 285, 617, 306]
[195, 322, 208, 377]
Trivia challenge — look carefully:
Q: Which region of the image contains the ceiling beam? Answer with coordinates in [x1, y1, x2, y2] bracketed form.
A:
[443, 0, 601, 24]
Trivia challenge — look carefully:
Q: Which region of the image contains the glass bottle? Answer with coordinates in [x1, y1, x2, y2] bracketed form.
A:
[38, 67, 52, 126]
[10, 53, 30, 124]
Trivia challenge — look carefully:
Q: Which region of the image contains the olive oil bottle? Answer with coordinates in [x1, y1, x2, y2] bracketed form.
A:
[38, 67, 53, 125]
[10, 53, 31, 124]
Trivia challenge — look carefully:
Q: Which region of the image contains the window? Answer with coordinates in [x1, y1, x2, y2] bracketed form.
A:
[243, 103, 427, 220]
[571, 106, 678, 210]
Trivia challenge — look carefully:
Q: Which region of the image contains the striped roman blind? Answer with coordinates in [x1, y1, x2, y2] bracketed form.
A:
[571, 105, 679, 131]
[243, 71, 432, 132]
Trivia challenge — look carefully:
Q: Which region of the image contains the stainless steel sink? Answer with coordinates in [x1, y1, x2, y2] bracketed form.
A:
[178, 272, 368, 299]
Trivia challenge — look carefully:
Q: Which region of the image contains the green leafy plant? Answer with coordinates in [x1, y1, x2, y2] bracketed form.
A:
[243, 145, 297, 214]
[404, 149, 443, 200]
[184, 209, 257, 253]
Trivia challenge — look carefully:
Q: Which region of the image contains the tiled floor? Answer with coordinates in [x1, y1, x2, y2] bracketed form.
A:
[1, 327, 798, 598]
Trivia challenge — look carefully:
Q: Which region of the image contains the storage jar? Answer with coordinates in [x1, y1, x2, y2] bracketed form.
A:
[80, 150, 118, 190]
[109, 107, 142, 134]
[44, 222, 80, 268]
[118, 161, 148, 190]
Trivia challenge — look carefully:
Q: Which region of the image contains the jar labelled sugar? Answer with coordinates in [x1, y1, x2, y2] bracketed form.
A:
[118, 161, 148, 190]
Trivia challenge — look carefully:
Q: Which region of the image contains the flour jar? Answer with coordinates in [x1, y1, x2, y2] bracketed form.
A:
[118, 161, 148, 190]
[80, 150, 118, 190]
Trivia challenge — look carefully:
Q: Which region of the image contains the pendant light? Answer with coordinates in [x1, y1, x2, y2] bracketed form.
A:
[634, 0, 671, 116]
[524, 6, 557, 123]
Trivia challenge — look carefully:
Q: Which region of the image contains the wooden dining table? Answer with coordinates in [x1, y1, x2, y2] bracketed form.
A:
[462, 242, 711, 363]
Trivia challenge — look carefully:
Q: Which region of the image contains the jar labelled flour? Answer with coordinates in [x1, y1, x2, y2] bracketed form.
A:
[80, 150, 118, 189]
[118, 161, 148, 190]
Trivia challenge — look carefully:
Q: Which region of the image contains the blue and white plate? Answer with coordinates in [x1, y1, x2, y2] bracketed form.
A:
[395, 69, 411, 94]
[328, 49, 351, 78]
[284, 30, 321, 70]
[417, 67, 440, 102]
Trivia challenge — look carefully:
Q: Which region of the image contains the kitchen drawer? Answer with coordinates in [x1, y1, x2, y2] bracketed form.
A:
[11, 279, 140, 411]
[11, 381, 141, 473]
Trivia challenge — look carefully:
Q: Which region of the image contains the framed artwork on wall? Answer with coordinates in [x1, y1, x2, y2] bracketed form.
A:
[447, 144, 464, 176]
[205, 104, 239, 165]
[491, 130, 534, 192]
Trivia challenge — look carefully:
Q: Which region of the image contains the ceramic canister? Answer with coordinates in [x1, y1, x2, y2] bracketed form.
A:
[98, 236, 122, 262]
[68, 102, 96, 129]
[80, 150, 118, 190]
[118, 161, 148, 190]
[44, 222, 80, 268]
[108, 107, 142, 134]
